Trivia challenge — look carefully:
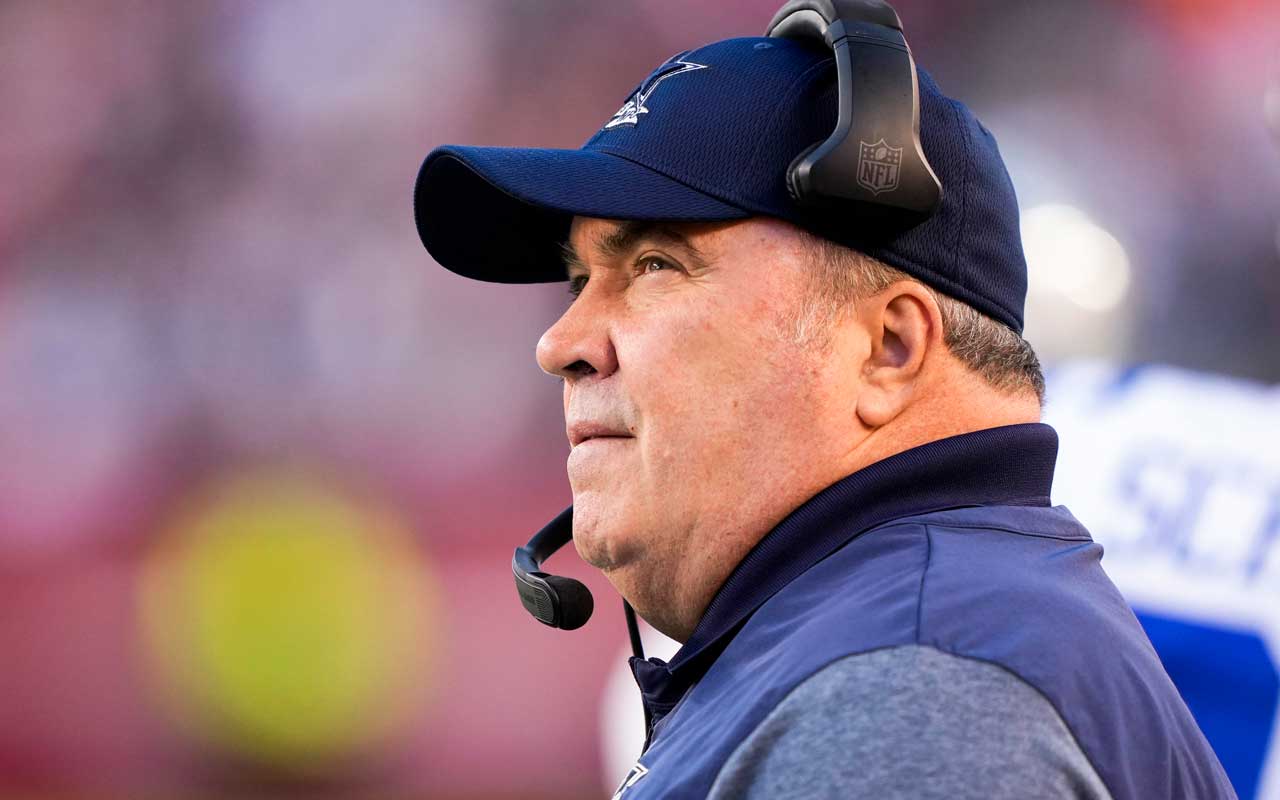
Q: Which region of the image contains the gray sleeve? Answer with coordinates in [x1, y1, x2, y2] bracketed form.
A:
[706, 645, 1113, 800]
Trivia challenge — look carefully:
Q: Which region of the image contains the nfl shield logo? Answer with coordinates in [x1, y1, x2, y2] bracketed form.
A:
[857, 139, 903, 196]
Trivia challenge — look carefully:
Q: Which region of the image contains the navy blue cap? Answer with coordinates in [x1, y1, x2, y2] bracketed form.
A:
[414, 36, 1029, 333]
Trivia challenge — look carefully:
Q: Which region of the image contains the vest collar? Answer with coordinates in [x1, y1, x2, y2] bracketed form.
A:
[630, 422, 1059, 715]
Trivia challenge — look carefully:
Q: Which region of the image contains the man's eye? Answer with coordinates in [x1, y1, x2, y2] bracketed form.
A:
[637, 256, 675, 275]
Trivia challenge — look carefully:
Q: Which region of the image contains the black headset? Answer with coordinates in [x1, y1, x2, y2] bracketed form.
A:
[511, 0, 938, 662]
[768, 0, 940, 218]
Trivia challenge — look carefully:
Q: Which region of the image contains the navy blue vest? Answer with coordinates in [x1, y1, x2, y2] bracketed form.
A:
[619, 423, 1234, 799]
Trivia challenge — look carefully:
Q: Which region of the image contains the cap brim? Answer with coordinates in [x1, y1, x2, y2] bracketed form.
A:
[413, 145, 750, 283]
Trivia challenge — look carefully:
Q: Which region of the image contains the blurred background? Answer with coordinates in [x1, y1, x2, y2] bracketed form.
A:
[0, 0, 1277, 798]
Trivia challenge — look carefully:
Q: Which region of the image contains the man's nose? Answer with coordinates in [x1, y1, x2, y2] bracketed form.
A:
[535, 291, 619, 381]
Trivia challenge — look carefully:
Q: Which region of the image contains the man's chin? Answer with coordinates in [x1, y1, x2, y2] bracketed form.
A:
[569, 500, 642, 572]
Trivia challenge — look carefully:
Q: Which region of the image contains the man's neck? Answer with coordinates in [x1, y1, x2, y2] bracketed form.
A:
[845, 377, 1042, 478]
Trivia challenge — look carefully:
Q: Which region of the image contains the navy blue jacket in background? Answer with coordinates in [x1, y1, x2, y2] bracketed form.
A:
[620, 423, 1235, 799]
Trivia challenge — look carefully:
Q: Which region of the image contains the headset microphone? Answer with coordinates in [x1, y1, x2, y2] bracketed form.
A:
[512, 506, 593, 630]
[512, 506, 647, 659]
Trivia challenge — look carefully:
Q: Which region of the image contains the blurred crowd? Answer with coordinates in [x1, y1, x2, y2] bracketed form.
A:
[0, 0, 1277, 797]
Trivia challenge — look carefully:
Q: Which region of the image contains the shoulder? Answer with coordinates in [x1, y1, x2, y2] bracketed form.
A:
[772, 504, 1119, 659]
[706, 645, 1113, 800]
[712, 505, 1126, 719]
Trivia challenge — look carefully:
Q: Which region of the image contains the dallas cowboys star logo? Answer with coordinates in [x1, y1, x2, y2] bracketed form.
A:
[604, 53, 708, 129]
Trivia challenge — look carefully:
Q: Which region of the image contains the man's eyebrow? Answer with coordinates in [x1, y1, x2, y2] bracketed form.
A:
[560, 240, 588, 277]
[561, 220, 709, 275]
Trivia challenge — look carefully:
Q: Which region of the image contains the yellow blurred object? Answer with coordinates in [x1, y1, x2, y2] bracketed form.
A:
[138, 472, 441, 774]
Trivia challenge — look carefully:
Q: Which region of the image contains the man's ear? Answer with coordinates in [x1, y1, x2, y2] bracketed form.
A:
[854, 282, 945, 428]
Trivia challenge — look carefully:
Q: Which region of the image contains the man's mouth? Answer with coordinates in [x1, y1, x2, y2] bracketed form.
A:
[567, 422, 634, 448]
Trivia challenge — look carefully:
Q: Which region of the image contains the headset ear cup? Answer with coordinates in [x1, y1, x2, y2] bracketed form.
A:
[786, 141, 822, 203]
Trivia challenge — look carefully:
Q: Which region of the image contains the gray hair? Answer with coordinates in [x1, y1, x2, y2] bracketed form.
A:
[791, 234, 1046, 407]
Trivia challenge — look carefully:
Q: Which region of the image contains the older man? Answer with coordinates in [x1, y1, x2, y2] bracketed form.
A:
[412, 4, 1234, 799]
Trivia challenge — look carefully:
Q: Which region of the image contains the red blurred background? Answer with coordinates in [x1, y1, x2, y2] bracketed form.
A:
[0, 1, 1277, 797]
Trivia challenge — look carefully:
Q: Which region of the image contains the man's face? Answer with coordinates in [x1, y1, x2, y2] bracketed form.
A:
[536, 216, 863, 635]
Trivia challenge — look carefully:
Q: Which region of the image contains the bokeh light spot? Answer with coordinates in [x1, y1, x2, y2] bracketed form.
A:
[1021, 203, 1131, 313]
[137, 472, 441, 775]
